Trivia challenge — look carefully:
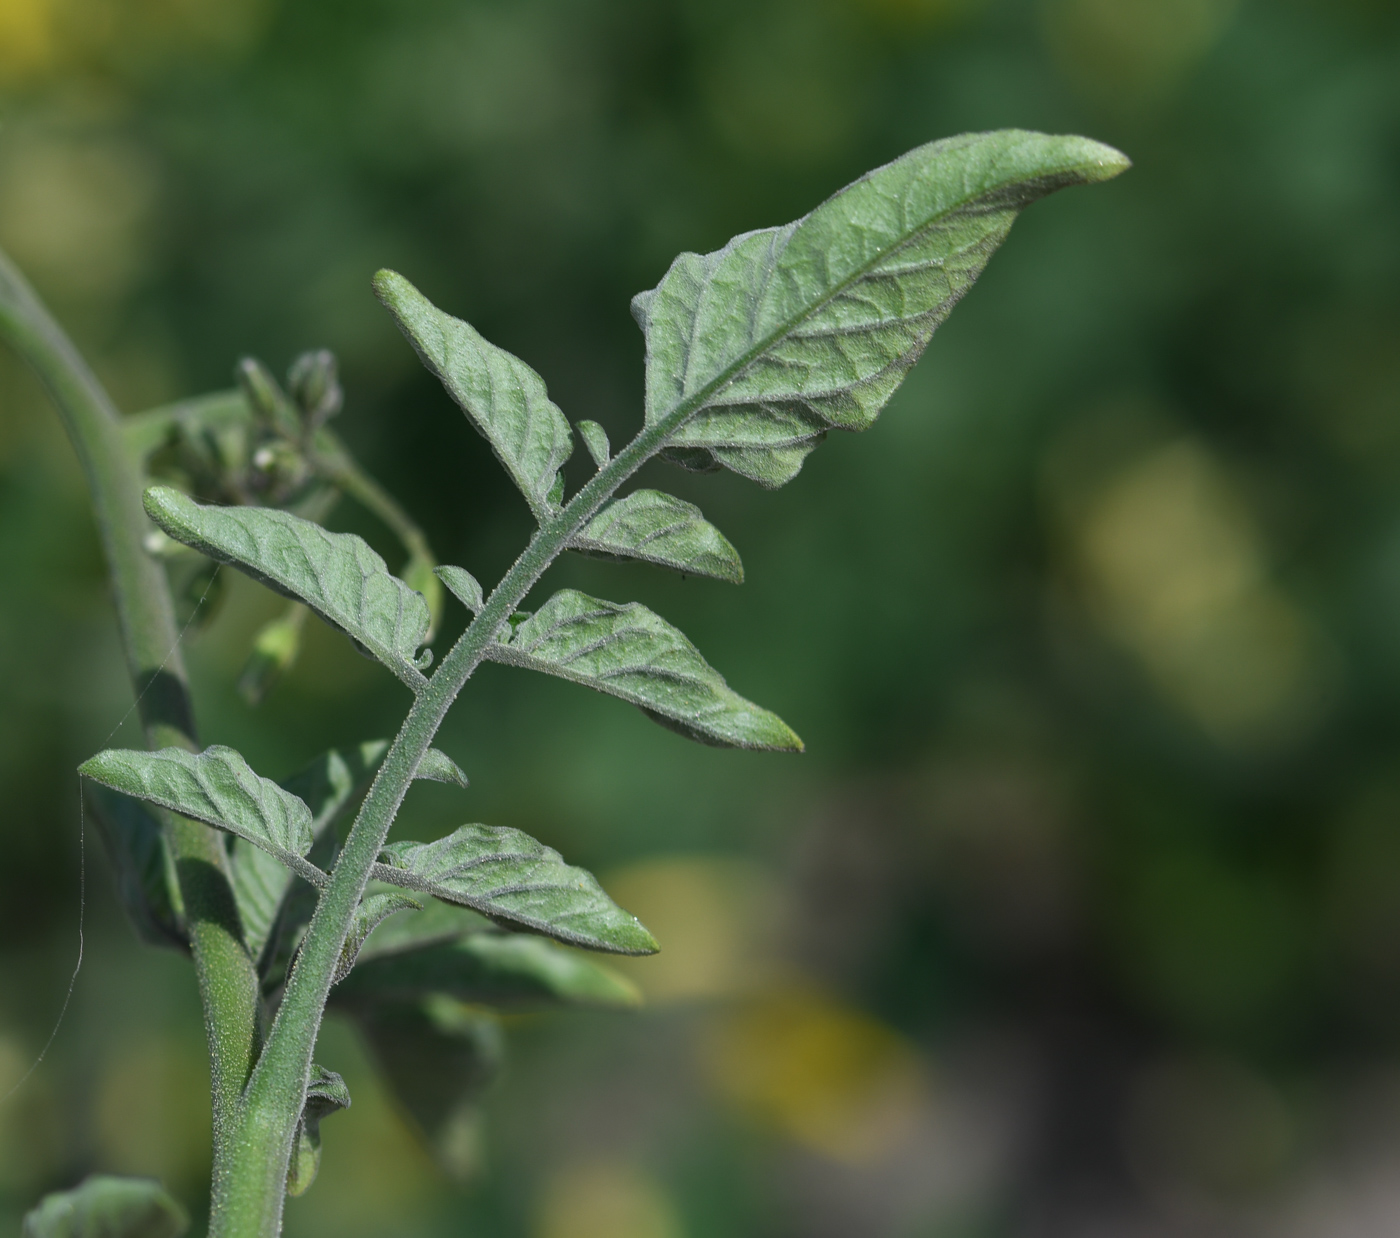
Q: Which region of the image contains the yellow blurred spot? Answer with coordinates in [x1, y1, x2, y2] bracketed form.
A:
[603, 856, 771, 1002]
[0, 0, 268, 83]
[0, 136, 158, 304]
[1073, 440, 1327, 747]
[95, 1038, 211, 1190]
[535, 1161, 683, 1238]
[702, 986, 925, 1164]
[0, 0, 55, 78]
[0, 1035, 62, 1190]
[1041, 0, 1239, 103]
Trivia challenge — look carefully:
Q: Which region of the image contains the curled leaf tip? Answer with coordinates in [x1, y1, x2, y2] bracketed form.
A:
[1074, 137, 1132, 181]
[371, 268, 406, 298]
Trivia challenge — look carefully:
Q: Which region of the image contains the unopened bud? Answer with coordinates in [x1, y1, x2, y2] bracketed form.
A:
[288, 349, 343, 429]
[236, 357, 300, 439]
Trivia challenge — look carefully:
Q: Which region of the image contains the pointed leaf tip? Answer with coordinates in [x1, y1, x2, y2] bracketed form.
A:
[378, 824, 659, 955]
[570, 490, 744, 584]
[578, 420, 610, 468]
[436, 565, 484, 614]
[81, 745, 314, 861]
[488, 589, 802, 751]
[374, 272, 573, 520]
[637, 128, 1130, 487]
[417, 748, 470, 789]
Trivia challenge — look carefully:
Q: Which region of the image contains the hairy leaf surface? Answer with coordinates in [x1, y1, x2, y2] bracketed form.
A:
[578, 419, 610, 467]
[22, 1175, 189, 1238]
[436, 565, 483, 614]
[143, 486, 432, 686]
[374, 271, 573, 519]
[81, 746, 313, 863]
[286, 1065, 351, 1198]
[377, 824, 657, 955]
[633, 130, 1128, 485]
[488, 589, 799, 750]
[417, 748, 469, 789]
[571, 490, 742, 583]
[334, 929, 640, 1008]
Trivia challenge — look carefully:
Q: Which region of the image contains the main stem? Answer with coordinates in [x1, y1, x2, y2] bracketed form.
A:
[0, 254, 262, 1195]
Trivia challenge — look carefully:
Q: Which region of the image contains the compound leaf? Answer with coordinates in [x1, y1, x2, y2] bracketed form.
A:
[633, 129, 1129, 486]
[85, 785, 185, 951]
[80, 746, 313, 864]
[487, 589, 800, 751]
[570, 490, 742, 583]
[143, 486, 432, 688]
[334, 928, 640, 1009]
[349, 997, 503, 1182]
[233, 739, 392, 965]
[376, 824, 657, 955]
[22, 1175, 189, 1238]
[374, 271, 573, 520]
[233, 740, 457, 972]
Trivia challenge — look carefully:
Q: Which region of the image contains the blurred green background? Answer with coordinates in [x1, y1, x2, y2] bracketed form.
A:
[3, 0, 1400, 1233]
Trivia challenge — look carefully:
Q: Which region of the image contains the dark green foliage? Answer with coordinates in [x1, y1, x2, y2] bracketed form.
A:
[85, 786, 185, 951]
[349, 997, 505, 1182]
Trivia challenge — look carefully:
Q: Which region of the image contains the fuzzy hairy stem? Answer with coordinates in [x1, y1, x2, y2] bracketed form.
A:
[0, 249, 262, 1205]
[213, 358, 700, 1234]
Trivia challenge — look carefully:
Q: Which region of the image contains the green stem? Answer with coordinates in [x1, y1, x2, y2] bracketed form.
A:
[0, 251, 262, 1199]
[215, 386, 690, 1236]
